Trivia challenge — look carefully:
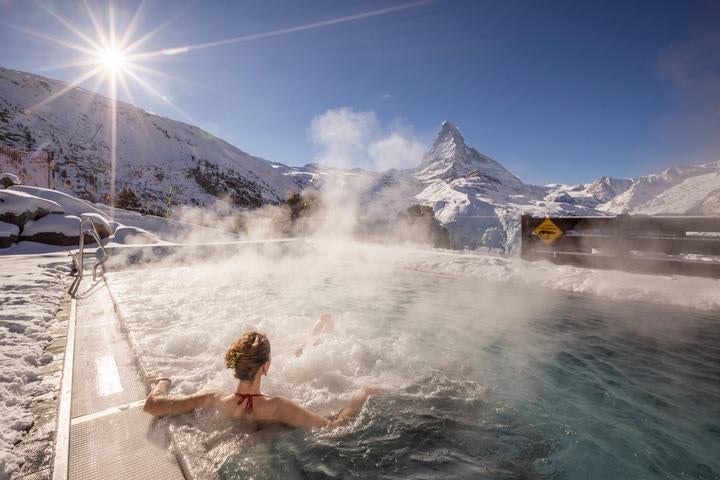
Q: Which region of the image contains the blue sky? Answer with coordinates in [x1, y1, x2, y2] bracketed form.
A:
[1, 0, 719, 184]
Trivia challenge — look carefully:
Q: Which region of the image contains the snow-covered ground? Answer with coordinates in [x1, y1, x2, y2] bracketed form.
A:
[0, 182, 165, 478]
[0, 253, 68, 478]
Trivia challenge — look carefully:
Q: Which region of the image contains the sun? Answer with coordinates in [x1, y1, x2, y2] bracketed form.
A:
[100, 46, 126, 72]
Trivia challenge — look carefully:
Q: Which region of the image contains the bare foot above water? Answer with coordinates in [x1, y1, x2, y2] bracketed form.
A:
[295, 313, 335, 357]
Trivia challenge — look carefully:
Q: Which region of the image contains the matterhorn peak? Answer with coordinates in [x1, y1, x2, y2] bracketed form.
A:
[437, 120, 465, 146]
[414, 121, 524, 188]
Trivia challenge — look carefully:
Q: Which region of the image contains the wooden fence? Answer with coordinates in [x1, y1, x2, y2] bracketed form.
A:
[0, 145, 54, 188]
[520, 214, 720, 278]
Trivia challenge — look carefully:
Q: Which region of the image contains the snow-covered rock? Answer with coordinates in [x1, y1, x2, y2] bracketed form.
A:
[0, 172, 21, 188]
[0, 189, 62, 227]
[0, 220, 19, 248]
[79, 212, 113, 238]
[10, 186, 109, 220]
[20, 213, 82, 245]
[0, 67, 299, 214]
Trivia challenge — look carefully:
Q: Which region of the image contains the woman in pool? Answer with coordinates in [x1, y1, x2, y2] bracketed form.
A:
[143, 330, 376, 428]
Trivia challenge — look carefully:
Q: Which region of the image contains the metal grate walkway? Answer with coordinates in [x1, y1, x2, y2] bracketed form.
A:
[55, 276, 185, 480]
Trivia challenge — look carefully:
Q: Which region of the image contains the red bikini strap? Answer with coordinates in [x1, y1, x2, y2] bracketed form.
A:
[234, 393, 266, 413]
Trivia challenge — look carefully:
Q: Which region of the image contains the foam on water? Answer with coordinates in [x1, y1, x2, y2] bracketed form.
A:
[105, 250, 720, 479]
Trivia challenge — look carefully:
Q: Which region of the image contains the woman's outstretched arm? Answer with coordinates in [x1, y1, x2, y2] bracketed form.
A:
[327, 387, 379, 427]
[274, 388, 378, 429]
[143, 378, 221, 417]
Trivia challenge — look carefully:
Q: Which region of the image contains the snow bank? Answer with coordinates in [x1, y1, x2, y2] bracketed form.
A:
[79, 212, 113, 238]
[0, 190, 62, 227]
[0, 254, 67, 478]
[22, 213, 80, 237]
[10, 186, 108, 221]
[1, 186, 175, 248]
[8, 188, 114, 237]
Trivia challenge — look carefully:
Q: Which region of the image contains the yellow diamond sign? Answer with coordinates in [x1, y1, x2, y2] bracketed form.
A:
[533, 218, 564, 245]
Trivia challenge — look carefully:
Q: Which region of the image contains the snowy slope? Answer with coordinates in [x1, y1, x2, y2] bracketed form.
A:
[599, 162, 720, 215]
[267, 160, 319, 190]
[586, 176, 633, 203]
[0, 67, 298, 214]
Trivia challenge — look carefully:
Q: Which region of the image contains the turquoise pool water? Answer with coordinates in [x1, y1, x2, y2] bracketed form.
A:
[107, 257, 720, 479]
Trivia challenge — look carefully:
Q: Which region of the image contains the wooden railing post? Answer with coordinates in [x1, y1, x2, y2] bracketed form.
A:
[520, 214, 532, 260]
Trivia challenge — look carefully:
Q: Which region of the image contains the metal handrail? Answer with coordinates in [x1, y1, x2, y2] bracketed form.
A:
[69, 215, 110, 297]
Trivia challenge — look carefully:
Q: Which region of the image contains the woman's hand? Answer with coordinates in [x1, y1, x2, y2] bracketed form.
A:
[143, 373, 172, 400]
[144, 372, 171, 387]
[324, 386, 380, 428]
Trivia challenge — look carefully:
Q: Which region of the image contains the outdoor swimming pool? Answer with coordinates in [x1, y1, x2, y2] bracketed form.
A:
[105, 250, 720, 479]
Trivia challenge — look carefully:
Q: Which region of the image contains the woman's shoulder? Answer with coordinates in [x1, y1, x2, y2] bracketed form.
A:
[196, 388, 227, 398]
[257, 396, 331, 428]
[253, 395, 296, 418]
[260, 395, 293, 409]
[193, 389, 233, 408]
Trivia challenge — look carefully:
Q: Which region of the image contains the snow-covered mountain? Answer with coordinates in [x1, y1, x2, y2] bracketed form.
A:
[599, 162, 720, 215]
[0, 67, 299, 215]
[2, 67, 719, 251]
[586, 176, 633, 203]
[403, 122, 600, 249]
[358, 122, 719, 250]
[414, 122, 524, 187]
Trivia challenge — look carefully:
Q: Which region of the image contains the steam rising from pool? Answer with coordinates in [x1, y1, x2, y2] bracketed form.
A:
[105, 246, 720, 479]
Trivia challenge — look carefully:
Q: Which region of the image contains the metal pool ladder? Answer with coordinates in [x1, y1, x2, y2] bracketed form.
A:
[69, 213, 110, 297]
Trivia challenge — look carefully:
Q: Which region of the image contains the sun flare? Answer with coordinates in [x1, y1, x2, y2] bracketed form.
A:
[100, 46, 126, 72]
[12, 0, 431, 209]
